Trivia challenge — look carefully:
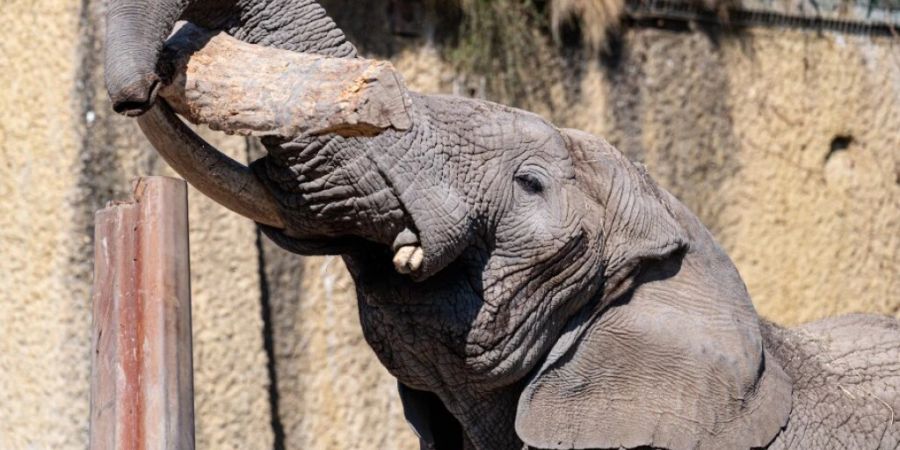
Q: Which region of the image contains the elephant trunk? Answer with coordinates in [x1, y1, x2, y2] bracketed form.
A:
[104, 0, 367, 229]
[105, 0, 286, 226]
[137, 101, 286, 228]
[105, 0, 189, 116]
[129, 23, 413, 229]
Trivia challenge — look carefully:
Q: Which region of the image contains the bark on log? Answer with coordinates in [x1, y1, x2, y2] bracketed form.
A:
[158, 24, 413, 138]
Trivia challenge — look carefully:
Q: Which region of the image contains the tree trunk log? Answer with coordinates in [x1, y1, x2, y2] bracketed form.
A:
[158, 23, 412, 138]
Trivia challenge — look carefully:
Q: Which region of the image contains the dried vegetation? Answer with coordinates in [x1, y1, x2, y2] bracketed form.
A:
[440, 0, 631, 106]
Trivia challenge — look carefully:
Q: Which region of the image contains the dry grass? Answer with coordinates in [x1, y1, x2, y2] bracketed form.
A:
[442, 0, 626, 105]
[550, 0, 626, 51]
[451, 0, 898, 58]
[441, 0, 752, 105]
[445, 0, 629, 82]
[445, 0, 556, 106]
[441, 0, 632, 106]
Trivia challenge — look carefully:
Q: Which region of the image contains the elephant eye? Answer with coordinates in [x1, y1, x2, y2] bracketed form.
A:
[515, 173, 544, 194]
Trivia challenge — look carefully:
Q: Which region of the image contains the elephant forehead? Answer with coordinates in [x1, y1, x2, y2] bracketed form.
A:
[494, 111, 563, 152]
[482, 117, 574, 180]
[425, 95, 562, 154]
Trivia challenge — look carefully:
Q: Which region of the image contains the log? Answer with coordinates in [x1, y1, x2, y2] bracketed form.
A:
[90, 176, 194, 450]
[158, 24, 413, 138]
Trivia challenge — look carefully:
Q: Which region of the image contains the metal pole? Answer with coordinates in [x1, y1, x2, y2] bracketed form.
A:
[90, 176, 195, 450]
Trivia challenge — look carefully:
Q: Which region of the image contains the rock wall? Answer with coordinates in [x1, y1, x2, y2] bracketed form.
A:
[0, 1, 896, 449]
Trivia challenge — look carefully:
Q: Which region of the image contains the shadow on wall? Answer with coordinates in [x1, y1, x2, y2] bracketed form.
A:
[596, 27, 742, 238]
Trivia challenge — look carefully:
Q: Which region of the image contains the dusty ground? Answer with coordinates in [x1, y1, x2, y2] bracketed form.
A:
[0, 1, 896, 448]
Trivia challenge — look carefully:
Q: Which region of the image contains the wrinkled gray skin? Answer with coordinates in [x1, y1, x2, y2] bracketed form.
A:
[105, 2, 900, 449]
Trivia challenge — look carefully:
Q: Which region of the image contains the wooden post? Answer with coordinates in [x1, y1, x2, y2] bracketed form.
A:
[90, 176, 194, 450]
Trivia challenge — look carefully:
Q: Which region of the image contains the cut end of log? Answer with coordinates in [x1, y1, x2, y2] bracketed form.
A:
[157, 23, 413, 138]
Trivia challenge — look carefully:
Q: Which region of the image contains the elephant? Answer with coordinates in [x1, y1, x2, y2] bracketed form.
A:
[104, 1, 900, 449]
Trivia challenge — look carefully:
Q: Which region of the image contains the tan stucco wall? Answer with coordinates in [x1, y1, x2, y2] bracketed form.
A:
[0, 2, 896, 449]
[0, 2, 87, 448]
[720, 32, 899, 322]
[560, 29, 900, 324]
[0, 1, 274, 448]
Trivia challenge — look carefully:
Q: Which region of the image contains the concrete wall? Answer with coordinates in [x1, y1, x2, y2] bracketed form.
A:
[0, 1, 896, 449]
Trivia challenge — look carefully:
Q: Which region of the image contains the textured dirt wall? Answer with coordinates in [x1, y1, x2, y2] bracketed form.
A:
[720, 32, 899, 322]
[0, 0, 274, 448]
[0, 1, 88, 447]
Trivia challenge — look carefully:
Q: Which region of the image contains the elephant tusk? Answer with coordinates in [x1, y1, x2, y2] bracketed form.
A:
[137, 101, 286, 228]
[393, 245, 425, 275]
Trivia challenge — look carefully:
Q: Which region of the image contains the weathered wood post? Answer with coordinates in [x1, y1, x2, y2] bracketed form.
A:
[90, 176, 194, 450]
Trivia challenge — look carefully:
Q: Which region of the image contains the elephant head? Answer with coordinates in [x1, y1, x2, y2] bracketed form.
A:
[256, 107, 794, 449]
[105, 3, 793, 449]
[334, 121, 793, 449]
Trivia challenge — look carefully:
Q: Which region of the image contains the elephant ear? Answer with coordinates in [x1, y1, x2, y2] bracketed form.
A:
[559, 129, 689, 291]
[515, 130, 792, 449]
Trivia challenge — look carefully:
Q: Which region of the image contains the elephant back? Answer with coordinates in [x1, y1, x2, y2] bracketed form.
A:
[762, 314, 900, 449]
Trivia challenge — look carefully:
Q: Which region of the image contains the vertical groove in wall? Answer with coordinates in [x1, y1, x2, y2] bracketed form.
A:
[248, 132, 288, 449]
[74, 0, 104, 270]
[256, 227, 286, 450]
[599, 28, 741, 239]
[256, 228, 288, 450]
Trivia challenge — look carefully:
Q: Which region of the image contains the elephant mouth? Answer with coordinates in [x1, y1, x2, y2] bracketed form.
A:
[253, 135, 438, 278]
